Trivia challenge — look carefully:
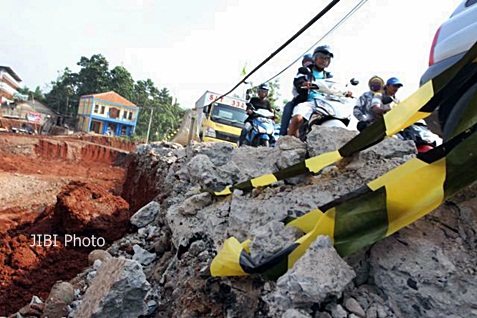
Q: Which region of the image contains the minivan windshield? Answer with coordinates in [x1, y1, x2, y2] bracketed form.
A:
[209, 103, 247, 128]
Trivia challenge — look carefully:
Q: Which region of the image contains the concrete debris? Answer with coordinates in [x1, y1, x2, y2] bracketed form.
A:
[130, 200, 161, 228]
[132, 244, 157, 266]
[88, 249, 112, 265]
[249, 221, 303, 264]
[74, 257, 150, 318]
[266, 236, 355, 315]
[11, 126, 472, 318]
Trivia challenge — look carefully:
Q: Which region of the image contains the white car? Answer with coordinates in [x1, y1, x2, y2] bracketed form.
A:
[421, 0, 477, 84]
[421, 0, 477, 136]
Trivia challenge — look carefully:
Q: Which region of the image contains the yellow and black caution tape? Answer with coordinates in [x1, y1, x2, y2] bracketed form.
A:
[210, 120, 477, 277]
[211, 41, 477, 196]
[209, 41, 477, 277]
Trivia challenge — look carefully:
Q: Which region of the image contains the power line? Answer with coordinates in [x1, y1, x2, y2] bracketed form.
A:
[209, 0, 341, 106]
[263, 0, 369, 84]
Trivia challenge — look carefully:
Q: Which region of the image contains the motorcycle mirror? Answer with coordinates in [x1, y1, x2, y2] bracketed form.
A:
[350, 78, 359, 86]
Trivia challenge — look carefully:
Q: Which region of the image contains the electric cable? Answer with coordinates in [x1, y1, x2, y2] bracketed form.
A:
[262, 0, 369, 84]
[208, 0, 341, 106]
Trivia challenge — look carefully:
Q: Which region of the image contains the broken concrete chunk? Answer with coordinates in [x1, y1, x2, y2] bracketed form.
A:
[130, 201, 161, 228]
[75, 257, 150, 318]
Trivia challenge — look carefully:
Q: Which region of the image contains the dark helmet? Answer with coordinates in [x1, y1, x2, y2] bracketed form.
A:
[257, 83, 269, 91]
[302, 53, 314, 65]
[313, 45, 334, 58]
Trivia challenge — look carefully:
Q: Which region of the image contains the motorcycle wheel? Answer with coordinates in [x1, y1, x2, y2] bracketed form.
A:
[260, 139, 270, 147]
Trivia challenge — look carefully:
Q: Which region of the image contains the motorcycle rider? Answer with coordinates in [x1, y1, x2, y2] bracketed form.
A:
[353, 76, 385, 132]
[279, 53, 315, 136]
[287, 45, 334, 137]
[369, 77, 403, 119]
[238, 83, 274, 146]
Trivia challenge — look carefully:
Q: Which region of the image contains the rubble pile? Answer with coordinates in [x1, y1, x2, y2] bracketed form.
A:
[8, 126, 477, 318]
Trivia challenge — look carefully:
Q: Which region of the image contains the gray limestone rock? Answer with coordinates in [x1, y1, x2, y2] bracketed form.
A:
[270, 236, 355, 311]
[132, 244, 156, 266]
[130, 201, 161, 228]
[75, 257, 150, 318]
[249, 221, 303, 264]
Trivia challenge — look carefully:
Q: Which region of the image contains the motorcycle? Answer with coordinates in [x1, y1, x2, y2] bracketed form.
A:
[298, 75, 358, 140]
[396, 120, 442, 153]
[242, 108, 276, 147]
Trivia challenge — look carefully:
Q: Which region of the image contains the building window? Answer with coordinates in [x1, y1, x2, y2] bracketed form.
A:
[100, 106, 105, 114]
[128, 111, 133, 120]
[123, 110, 127, 119]
[94, 104, 99, 113]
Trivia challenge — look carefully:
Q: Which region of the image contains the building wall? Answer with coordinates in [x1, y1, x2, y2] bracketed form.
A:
[77, 96, 139, 136]
[0, 71, 21, 101]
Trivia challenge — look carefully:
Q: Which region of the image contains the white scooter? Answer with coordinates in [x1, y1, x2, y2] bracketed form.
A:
[298, 73, 358, 140]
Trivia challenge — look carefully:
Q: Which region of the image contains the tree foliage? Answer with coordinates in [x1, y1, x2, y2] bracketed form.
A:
[43, 54, 185, 141]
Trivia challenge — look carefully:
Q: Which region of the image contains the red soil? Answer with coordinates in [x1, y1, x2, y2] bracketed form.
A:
[0, 133, 132, 315]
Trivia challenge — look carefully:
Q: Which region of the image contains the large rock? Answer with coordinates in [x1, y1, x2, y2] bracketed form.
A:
[75, 257, 150, 318]
[130, 200, 160, 228]
[369, 197, 477, 318]
[267, 236, 355, 314]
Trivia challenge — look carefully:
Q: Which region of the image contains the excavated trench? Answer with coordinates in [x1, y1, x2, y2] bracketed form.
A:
[0, 134, 147, 315]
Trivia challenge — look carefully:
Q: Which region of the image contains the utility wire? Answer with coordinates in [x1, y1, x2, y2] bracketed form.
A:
[209, 0, 341, 105]
[263, 0, 369, 84]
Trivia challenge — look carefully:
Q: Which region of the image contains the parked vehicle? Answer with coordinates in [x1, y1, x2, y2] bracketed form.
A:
[421, 0, 477, 136]
[242, 107, 276, 147]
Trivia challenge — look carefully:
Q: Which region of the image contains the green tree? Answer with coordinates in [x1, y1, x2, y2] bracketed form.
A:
[43, 54, 186, 138]
[110, 66, 135, 101]
[76, 54, 111, 97]
[16, 86, 46, 103]
[44, 68, 77, 114]
[133, 81, 185, 141]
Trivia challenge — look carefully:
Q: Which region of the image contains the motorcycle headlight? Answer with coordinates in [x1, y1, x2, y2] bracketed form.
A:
[314, 99, 335, 117]
[257, 126, 267, 133]
[204, 126, 216, 138]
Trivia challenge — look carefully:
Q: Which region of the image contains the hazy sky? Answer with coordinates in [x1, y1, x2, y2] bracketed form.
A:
[1, 0, 462, 108]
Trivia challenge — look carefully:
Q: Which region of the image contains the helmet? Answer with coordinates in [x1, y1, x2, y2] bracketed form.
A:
[368, 76, 384, 92]
[257, 83, 269, 91]
[301, 53, 314, 66]
[313, 45, 334, 58]
[386, 77, 403, 87]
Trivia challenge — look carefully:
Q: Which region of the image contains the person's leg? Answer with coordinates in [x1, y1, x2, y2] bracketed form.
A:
[280, 101, 294, 135]
[238, 128, 247, 146]
[288, 101, 313, 137]
[287, 115, 303, 137]
[238, 122, 252, 146]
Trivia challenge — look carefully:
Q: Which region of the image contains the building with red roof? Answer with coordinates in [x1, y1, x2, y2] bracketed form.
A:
[77, 91, 139, 137]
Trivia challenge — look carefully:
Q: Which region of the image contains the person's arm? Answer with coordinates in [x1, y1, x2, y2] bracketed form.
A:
[353, 95, 367, 121]
[293, 76, 309, 102]
[371, 103, 389, 116]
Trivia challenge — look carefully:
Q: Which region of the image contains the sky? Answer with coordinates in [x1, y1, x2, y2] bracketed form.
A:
[0, 0, 463, 109]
